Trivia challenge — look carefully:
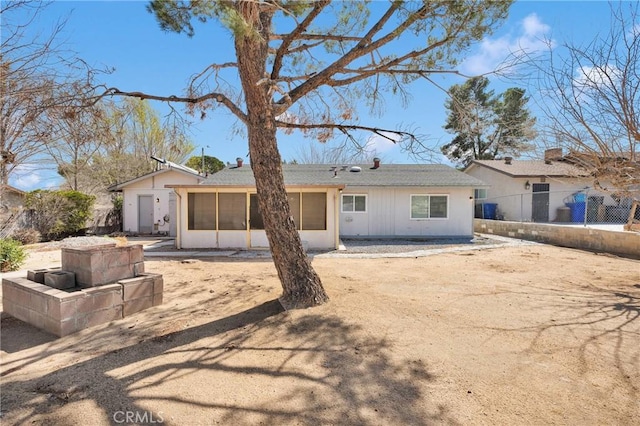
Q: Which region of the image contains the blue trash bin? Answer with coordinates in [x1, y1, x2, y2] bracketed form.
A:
[568, 201, 586, 222]
[573, 193, 587, 203]
[483, 203, 498, 220]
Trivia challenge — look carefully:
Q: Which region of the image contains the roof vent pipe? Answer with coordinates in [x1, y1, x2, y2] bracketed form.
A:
[504, 157, 513, 165]
[373, 157, 380, 169]
[236, 157, 243, 168]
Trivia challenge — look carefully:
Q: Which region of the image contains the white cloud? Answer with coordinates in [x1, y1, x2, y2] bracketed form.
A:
[9, 163, 59, 191]
[573, 64, 620, 102]
[462, 13, 555, 75]
[365, 132, 401, 154]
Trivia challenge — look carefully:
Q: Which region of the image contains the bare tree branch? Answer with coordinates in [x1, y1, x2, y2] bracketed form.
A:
[100, 87, 248, 123]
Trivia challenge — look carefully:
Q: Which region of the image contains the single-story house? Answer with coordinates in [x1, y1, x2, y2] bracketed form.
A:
[1, 184, 25, 211]
[109, 160, 204, 236]
[0, 184, 26, 232]
[167, 158, 487, 250]
[464, 149, 624, 223]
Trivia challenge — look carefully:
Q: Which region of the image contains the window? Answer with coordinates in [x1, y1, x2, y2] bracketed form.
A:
[342, 194, 367, 213]
[249, 194, 264, 230]
[285, 192, 327, 230]
[302, 192, 326, 230]
[288, 192, 301, 230]
[410, 195, 448, 219]
[474, 189, 487, 199]
[218, 193, 246, 230]
[188, 193, 216, 230]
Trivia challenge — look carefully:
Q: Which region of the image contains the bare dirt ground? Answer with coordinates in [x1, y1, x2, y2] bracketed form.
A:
[1, 238, 639, 425]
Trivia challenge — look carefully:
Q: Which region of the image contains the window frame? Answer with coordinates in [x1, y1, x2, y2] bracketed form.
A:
[410, 194, 449, 220]
[187, 192, 217, 230]
[474, 188, 487, 200]
[341, 194, 367, 213]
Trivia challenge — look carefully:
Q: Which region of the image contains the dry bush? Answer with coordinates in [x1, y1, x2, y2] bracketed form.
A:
[11, 228, 41, 245]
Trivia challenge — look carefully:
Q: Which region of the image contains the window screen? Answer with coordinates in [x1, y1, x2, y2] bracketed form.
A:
[188, 193, 216, 230]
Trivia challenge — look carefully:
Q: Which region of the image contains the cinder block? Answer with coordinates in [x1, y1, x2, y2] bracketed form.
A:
[2, 281, 16, 302]
[44, 271, 76, 290]
[152, 293, 163, 307]
[152, 276, 163, 295]
[29, 292, 48, 313]
[43, 317, 62, 337]
[102, 265, 134, 286]
[28, 309, 46, 329]
[133, 262, 145, 276]
[47, 299, 77, 322]
[11, 304, 30, 323]
[79, 305, 123, 328]
[59, 318, 78, 337]
[27, 268, 60, 284]
[121, 277, 155, 300]
[129, 245, 144, 263]
[123, 296, 153, 316]
[15, 287, 31, 306]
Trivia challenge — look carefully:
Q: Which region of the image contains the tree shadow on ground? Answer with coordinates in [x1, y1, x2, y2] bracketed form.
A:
[0, 259, 278, 378]
[1, 300, 453, 425]
[480, 281, 639, 415]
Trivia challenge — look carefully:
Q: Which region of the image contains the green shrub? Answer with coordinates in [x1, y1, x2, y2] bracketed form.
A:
[0, 239, 27, 272]
[24, 189, 96, 240]
[11, 228, 41, 245]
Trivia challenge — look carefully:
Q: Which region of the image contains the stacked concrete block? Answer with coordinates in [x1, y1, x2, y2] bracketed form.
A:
[120, 273, 163, 317]
[61, 244, 144, 288]
[2, 278, 123, 337]
[3, 243, 164, 337]
[26, 268, 61, 284]
[44, 271, 76, 290]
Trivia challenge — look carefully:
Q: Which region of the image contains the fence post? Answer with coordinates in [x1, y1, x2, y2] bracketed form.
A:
[583, 189, 589, 226]
[520, 193, 523, 222]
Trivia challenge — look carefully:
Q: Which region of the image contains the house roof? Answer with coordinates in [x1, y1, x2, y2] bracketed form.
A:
[108, 164, 202, 191]
[168, 163, 486, 188]
[0, 184, 26, 195]
[466, 159, 589, 178]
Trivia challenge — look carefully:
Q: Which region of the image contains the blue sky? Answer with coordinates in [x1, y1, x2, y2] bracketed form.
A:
[6, 1, 629, 190]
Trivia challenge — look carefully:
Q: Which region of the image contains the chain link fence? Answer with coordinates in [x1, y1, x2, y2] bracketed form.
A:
[475, 189, 638, 226]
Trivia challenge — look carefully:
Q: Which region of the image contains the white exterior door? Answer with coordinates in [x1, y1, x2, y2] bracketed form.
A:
[138, 195, 154, 234]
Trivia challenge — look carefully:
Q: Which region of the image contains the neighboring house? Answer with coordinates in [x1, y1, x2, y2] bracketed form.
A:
[0, 184, 25, 211]
[0, 184, 27, 237]
[167, 158, 486, 250]
[464, 149, 623, 223]
[109, 160, 204, 236]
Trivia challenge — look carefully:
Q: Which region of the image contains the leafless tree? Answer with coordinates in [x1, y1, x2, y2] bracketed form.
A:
[102, 0, 512, 309]
[536, 2, 639, 194]
[1, 0, 100, 192]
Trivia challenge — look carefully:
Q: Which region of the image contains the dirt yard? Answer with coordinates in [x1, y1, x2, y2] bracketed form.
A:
[1, 240, 638, 425]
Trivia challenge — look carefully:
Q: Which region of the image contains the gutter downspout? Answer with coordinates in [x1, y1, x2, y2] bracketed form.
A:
[334, 190, 340, 250]
[173, 189, 182, 249]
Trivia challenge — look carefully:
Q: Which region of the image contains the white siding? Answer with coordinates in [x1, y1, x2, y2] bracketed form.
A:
[340, 187, 474, 238]
[465, 166, 614, 222]
[121, 170, 200, 235]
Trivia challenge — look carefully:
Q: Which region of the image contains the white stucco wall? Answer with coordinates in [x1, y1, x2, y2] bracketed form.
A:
[174, 187, 340, 250]
[121, 170, 200, 235]
[339, 186, 475, 238]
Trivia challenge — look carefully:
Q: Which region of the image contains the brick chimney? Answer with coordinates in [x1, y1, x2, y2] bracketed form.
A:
[373, 157, 381, 169]
[544, 148, 563, 163]
[236, 157, 243, 167]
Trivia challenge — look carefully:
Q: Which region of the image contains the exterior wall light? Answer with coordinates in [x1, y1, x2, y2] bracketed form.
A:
[524, 180, 531, 190]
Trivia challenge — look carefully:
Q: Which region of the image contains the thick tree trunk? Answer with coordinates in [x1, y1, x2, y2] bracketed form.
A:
[234, 2, 328, 309]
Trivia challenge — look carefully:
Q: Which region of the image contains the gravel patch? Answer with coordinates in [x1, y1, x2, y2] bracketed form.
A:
[25, 236, 119, 252]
